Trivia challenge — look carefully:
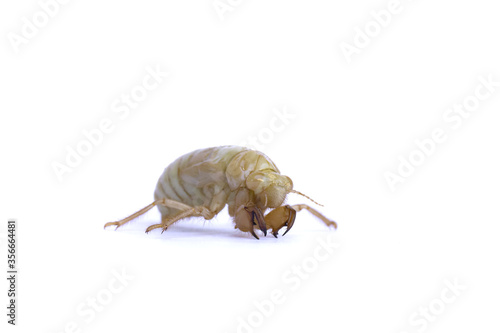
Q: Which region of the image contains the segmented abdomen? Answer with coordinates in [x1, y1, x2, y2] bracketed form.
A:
[154, 146, 279, 218]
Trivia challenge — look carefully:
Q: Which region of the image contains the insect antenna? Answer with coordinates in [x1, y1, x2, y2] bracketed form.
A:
[290, 190, 324, 207]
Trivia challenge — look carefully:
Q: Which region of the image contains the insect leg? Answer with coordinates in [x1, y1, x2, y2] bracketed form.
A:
[290, 204, 337, 229]
[104, 201, 159, 230]
[145, 205, 215, 234]
[264, 205, 296, 238]
[104, 198, 194, 230]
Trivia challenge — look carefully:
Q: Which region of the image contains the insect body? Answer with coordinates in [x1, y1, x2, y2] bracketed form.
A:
[104, 146, 337, 239]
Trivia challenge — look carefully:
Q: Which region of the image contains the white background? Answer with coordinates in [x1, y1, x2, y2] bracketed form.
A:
[1, 0, 500, 332]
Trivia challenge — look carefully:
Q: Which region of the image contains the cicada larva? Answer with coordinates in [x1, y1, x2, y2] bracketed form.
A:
[104, 146, 337, 239]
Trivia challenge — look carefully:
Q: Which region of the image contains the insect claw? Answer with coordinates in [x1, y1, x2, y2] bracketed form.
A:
[272, 232, 278, 238]
[331, 220, 338, 229]
[255, 210, 267, 236]
[281, 206, 297, 237]
[250, 229, 260, 240]
[103, 222, 116, 229]
[245, 206, 267, 237]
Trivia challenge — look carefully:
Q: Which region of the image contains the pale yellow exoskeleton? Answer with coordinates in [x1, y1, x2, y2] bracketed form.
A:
[104, 146, 337, 239]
